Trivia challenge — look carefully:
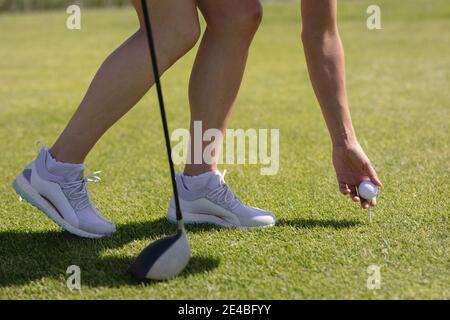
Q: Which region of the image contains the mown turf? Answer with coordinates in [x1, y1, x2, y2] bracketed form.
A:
[0, 0, 449, 299]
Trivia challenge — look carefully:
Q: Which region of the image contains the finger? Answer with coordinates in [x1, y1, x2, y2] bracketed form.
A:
[367, 164, 382, 187]
[349, 185, 360, 202]
[370, 197, 377, 207]
[339, 182, 350, 195]
[360, 198, 369, 209]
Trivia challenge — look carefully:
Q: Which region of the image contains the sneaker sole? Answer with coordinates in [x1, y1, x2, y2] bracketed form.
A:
[13, 173, 106, 239]
[166, 208, 276, 229]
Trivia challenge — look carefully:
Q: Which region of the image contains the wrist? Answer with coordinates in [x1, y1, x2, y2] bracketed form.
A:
[331, 130, 357, 148]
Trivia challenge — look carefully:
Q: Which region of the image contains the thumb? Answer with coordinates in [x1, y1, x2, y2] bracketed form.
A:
[367, 163, 382, 187]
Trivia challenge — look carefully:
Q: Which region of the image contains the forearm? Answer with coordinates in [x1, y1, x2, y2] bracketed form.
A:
[299, 1, 382, 205]
[302, 27, 356, 147]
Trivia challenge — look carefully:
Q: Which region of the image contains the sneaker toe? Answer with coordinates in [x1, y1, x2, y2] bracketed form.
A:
[79, 219, 116, 235]
[239, 207, 276, 228]
[77, 206, 116, 235]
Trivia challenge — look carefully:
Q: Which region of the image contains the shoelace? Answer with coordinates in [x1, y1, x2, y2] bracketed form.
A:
[206, 170, 241, 210]
[61, 171, 102, 211]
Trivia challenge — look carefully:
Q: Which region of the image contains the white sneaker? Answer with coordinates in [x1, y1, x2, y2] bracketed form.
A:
[166, 171, 276, 228]
[12, 145, 116, 238]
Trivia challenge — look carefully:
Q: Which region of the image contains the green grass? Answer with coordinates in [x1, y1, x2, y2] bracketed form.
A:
[0, 0, 449, 299]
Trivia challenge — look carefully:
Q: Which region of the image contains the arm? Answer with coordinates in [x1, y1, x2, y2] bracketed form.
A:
[300, 0, 382, 208]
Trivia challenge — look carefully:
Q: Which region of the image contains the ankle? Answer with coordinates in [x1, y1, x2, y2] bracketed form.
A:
[181, 170, 219, 191]
[183, 165, 217, 177]
[49, 146, 84, 165]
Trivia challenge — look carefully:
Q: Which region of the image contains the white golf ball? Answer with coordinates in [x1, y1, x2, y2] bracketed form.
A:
[358, 181, 378, 200]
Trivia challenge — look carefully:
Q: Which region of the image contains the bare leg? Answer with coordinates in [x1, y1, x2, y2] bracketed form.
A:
[50, 0, 200, 163]
[183, 0, 263, 176]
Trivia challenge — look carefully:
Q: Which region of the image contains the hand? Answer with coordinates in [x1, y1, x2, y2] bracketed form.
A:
[332, 141, 382, 209]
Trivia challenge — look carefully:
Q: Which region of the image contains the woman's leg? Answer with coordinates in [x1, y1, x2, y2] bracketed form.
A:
[50, 0, 200, 164]
[13, 0, 201, 238]
[184, 0, 263, 176]
[165, 0, 276, 229]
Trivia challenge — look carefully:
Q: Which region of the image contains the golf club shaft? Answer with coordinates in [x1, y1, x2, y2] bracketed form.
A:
[141, 0, 183, 226]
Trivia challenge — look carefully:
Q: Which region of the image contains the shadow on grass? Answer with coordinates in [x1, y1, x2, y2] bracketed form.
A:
[0, 216, 359, 288]
[0, 218, 220, 288]
[276, 218, 361, 229]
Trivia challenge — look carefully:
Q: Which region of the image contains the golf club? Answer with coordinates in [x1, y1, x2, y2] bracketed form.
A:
[131, 0, 190, 281]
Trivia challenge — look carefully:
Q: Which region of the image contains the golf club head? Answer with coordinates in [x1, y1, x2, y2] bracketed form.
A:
[131, 229, 190, 281]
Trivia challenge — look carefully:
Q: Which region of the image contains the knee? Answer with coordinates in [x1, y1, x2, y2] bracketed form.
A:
[209, 0, 263, 37]
[175, 22, 201, 54]
[138, 21, 200, 59]
[236, 0, 263, 32]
